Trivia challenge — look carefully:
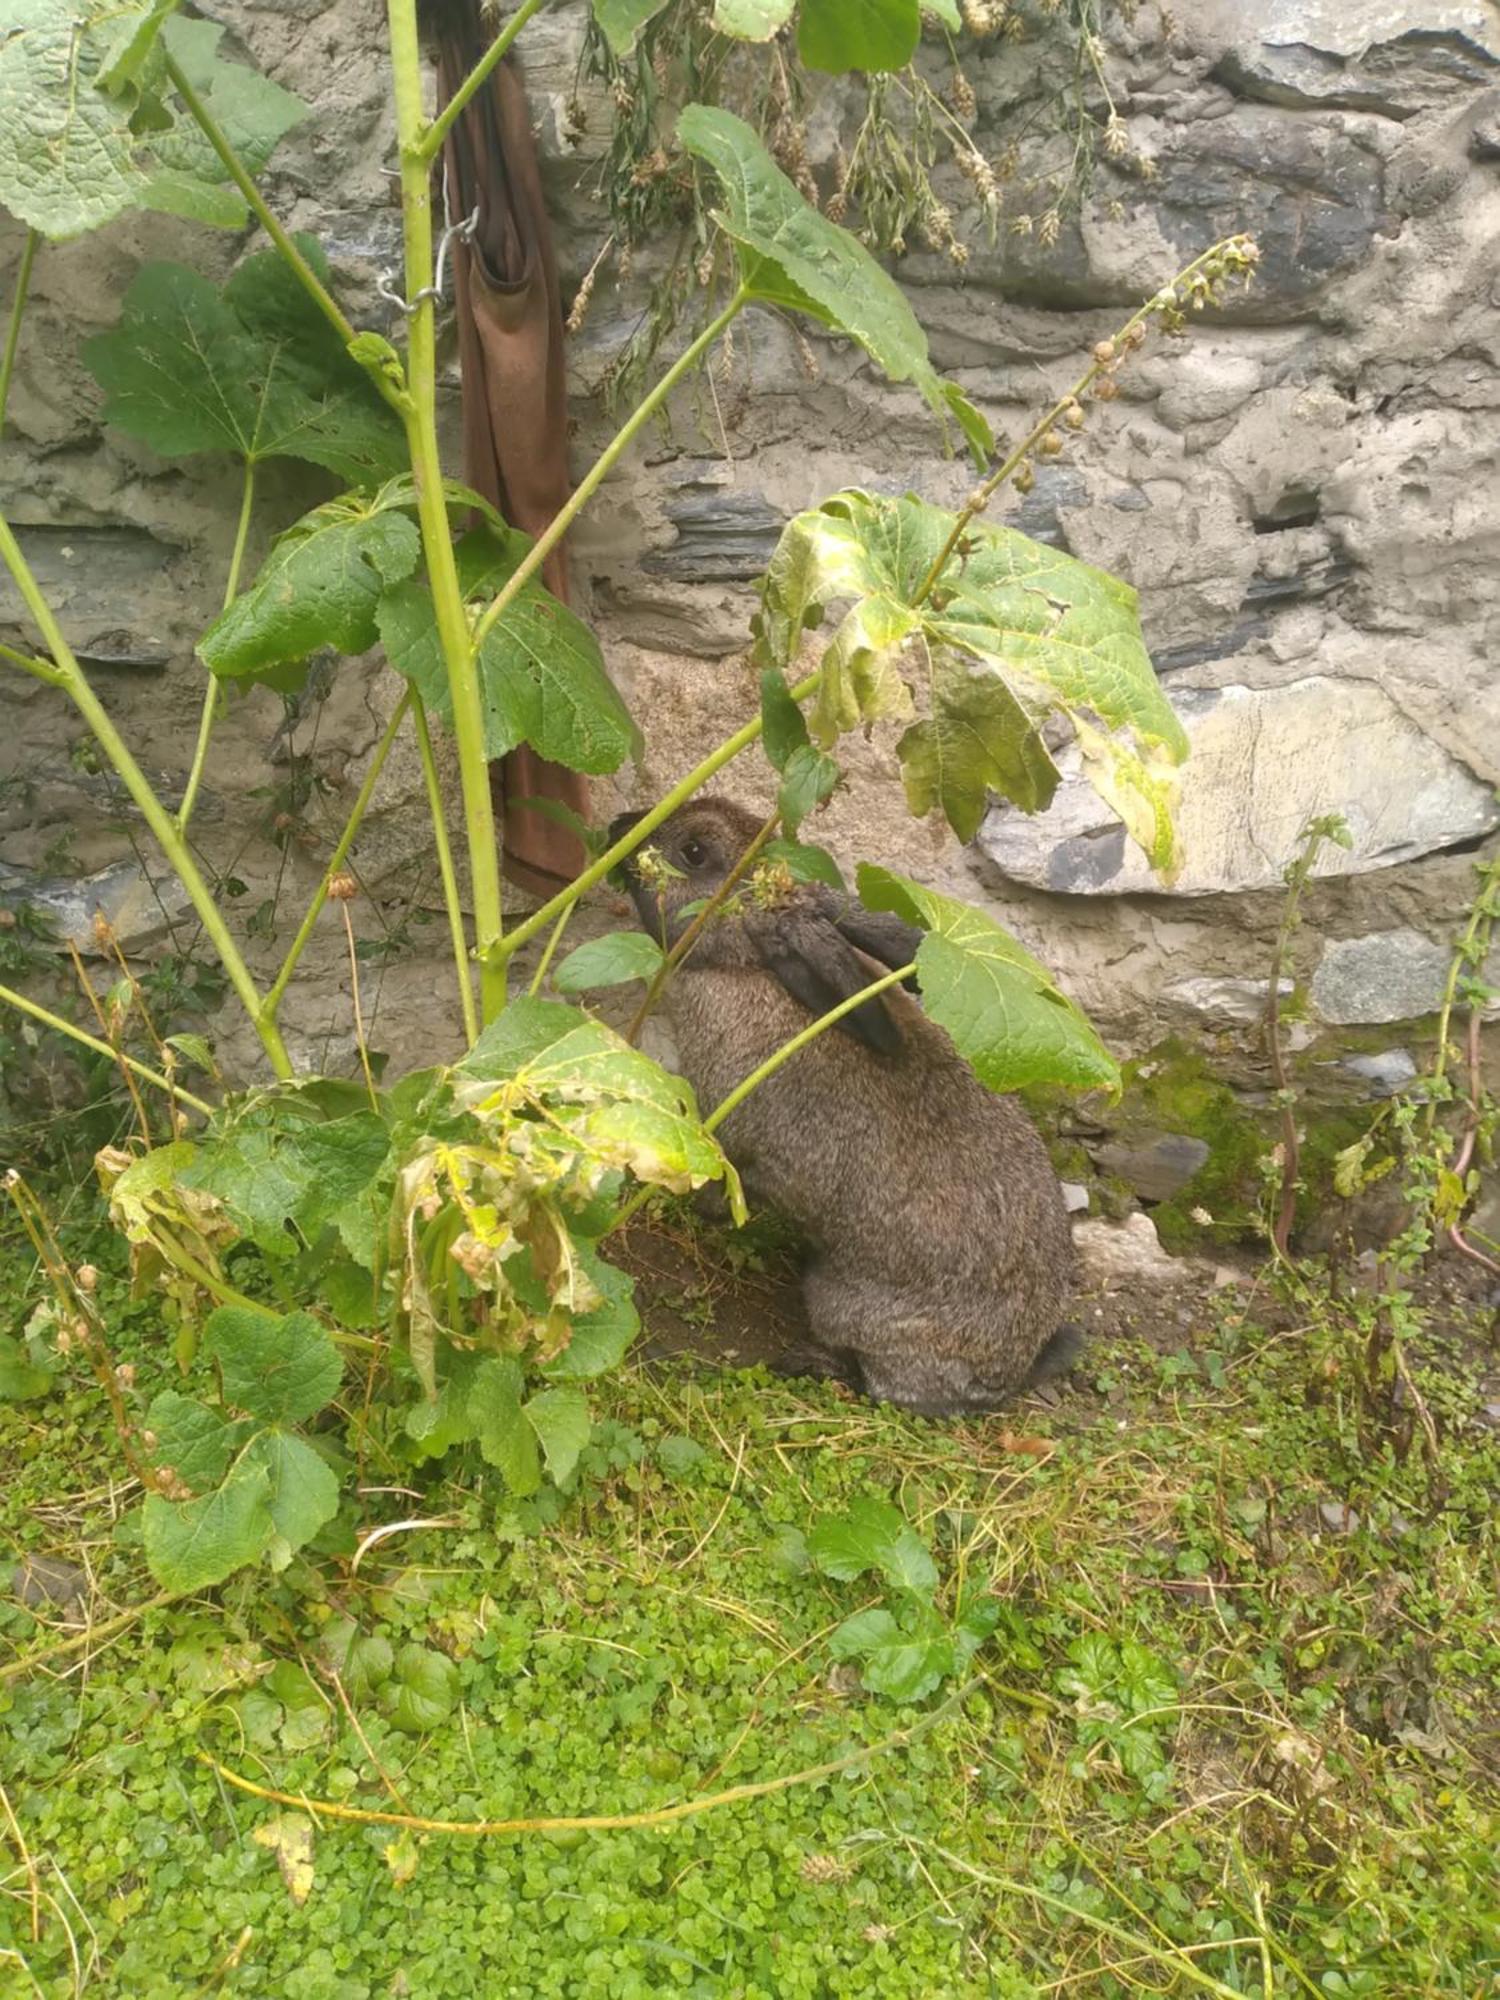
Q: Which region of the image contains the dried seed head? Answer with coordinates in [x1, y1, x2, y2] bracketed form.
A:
[1038, 208, 1061, 247]
[0, 908, 13, 931]
[1013, 461, 1036, 494]
[1092, 374, 1120, 400]
[1093, 338, 1117, 364]
[76, 1263, 99, 1293]
[1103, 115, 1129, 158]
[115, 1362, 135, 1389]
[328, 872, 358, 902]
[1038, 430, 1064, 456]
[948, 70, 977, 122]
[1063, 400, 1086, 431]
[92, 910, 116, 952]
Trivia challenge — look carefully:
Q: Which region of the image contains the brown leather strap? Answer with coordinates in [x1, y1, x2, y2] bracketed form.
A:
[431, 5, 589, 897]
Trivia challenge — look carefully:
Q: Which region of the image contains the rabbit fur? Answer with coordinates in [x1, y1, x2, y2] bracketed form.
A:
[612, 796, 1079, 1416]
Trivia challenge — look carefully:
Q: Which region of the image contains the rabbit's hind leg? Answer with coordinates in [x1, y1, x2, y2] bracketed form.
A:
[770, 1342, 864, 1390]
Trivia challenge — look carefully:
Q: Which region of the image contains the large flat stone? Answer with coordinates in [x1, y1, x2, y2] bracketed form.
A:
[1310, 928, 1500, 1024]
[978, 678, 1500, 897]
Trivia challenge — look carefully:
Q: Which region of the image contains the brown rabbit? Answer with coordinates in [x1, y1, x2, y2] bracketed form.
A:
[611, 796, 1080, 1416]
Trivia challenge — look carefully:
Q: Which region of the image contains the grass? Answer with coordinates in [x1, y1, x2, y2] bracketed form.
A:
[0, 1202, 1496, 1998]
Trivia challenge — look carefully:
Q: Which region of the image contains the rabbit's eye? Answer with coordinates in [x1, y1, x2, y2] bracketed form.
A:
[680, 838, 708, 868]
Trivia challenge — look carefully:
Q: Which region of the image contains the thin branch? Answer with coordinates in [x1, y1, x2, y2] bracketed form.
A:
[178, 459, 255, 834]
[705, 963, 916, 1134]
[0, 226, 38, 439]
[418, 0, 551, 164]
[626, 809, 779, 1044]
[411, 693, 479, 1044]
[0, 980, 213, 1116]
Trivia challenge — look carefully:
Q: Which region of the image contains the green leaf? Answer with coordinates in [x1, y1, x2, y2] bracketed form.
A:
[84, 245, 402, 481]
[777, 742, 840, 837]
[898, 645, 1060, 841]
[0, 1, 303, 241]
[677, 107, 988, 463]
[0, 1333, 54, 1401]
[538, 1255, 640, 1379]
[243, 1430, 340, 1562]
[142, 1463, 273, 1592]
[181, 1105, 388, 1261]
[523, 1387, 591, 1485]
[468, 1357, 541, 1496]
[591, 0, 670, 57]
[763, 836, 845, 891]
[203, 1307, 343, 1426]
[760, 667, 810, 773]
[712, 0, 796, 38]
[828, 1605, 954, 1702]
[382, 1642, 460, 1735]
[552, 932, 665, 994]
[141, 17, 305, 228]
[458, 996, 585, 1080]
[164, 1032, 216, 1074]
[858, 865, 1118, 1091]
[796, 0, 919, 73]
[142, 1390, 239, 1491]
[808, 1497, 939, 1593]
[200, 491, 422, 679]
[760, 489, 1184, 871]
[377, 529, 639, 774]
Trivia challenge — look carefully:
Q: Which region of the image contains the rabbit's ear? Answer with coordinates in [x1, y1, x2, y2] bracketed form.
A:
[829, 905, 923, 989]
[748, 909, 907, 1057]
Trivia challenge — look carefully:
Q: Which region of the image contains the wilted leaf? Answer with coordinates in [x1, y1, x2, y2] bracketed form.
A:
[384, 1829, 421, 1886]
[252, 1812, 316, 1906]
[537, 1255, 640, 1379]
[552, 932, 664, 994]
[858, 865, 1118, 1091]
[797, 0, 919, 73]
[142, 1461, 272, 1591]
[523, 1387, 590, 1485]
[378, 528, 638, 773]
[200, 491, 422, 679]
[382, 1642, 460, 1735]
[203, 1307, 342, 1426]
[84, 247, 403, 484]
[808, 1496, 939, 1593]
[898, 645, 1060, 841]
[677, 107, 989, 463]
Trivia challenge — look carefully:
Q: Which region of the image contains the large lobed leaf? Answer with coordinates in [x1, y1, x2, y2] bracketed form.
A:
[84, 244, 405, 484]
[377, 528, 640, 776]
[758, 490, 1188, 875]
[858, 864, 1119, 1092]
[677, 107, 990, 465]
[0, 3, 302, 240]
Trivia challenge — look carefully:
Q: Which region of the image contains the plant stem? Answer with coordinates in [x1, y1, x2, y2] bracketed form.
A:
[178, 459, 256, 834]
[626, 809, 779, 1044]
[0, 508, 291, 1079]
[912, 235, 1257, 606]
[163, 52, 407, 415]
[494, 668, 821, 969]
[0, 639, 63, 683]
[705, 963, 915, 1133]
[471, 290, 750, 654]
[265, 688, 412, 1020]
[418, 0, 551, 164]
[527, 900, 577, 998]
[0, 979, 214, 1117]
[388, 0, 507, 1027]
[0, 226, 37, 439]
[411, 694, 479, 1044]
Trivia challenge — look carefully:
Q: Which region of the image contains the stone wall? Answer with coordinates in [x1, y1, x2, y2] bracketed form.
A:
[3, 0, 1498, 1230]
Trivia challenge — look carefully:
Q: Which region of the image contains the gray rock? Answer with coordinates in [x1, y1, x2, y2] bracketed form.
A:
[1060, 1181, 1091, 1214]
[978, 679, 1500, 897]
[0, 524, 178, 663]
[1073, 1213, 1181, 1285]
[1310, 930, 1451, 1024]
[1318, 1500, 1361, 1535]
[1213, 11, 1498, 122]
[0, 859, 193, 955]
[1165, 976, 1292, 1027]
[642, 490, 786, 583]
[12, 1554, 89, 1611]
[1339, 1048, 1418, 1094]
[1092, 1131, 1212, 1202]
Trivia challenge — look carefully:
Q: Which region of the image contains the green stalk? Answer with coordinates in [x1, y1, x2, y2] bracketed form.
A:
[471, 289, 750, 654]
[0, 226, 37, 439]
[163, 52, 407, 414]
[418, 0, 551, 165]
[526, 900, 576, 998]
[388, 0, 507, 1027]
[493, 667, 821, 969]
[0, 508, 291, 1079]
[411, 693, 479, 1045]
[265, 688, 412, 1021]
[178, 459, 255, 834]
[0, 979, 214, 1118]
[704, 964, 915, 1133]
[0, 639, 62, 683]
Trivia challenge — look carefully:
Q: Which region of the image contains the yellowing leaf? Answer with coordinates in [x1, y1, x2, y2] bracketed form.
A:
[252, 1813, 316, 1906]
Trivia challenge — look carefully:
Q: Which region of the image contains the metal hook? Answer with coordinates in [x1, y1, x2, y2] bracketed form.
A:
[374, 206, 480, 315]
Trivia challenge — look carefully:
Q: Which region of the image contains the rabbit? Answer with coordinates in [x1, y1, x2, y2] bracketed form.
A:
[610, 796, 1081, 1417]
